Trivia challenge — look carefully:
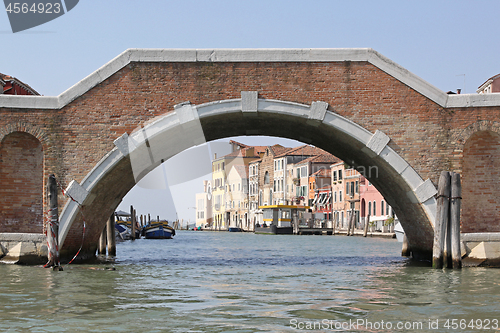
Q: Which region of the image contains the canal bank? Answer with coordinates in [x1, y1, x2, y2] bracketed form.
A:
[0, 233, 47, 265]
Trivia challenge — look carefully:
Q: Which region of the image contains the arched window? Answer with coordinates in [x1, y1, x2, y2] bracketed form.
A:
[381, 201, 385, 216]
[368, 201, 372, 216]
[264, 171, 270, 184]
[0, 132, 43, 233]
[373, 201, 377, 216]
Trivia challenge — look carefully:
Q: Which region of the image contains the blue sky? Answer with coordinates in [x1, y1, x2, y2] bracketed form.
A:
[2, 1, 499, 221]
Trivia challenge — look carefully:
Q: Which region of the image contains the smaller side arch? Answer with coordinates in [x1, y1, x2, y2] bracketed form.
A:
[462, 130, 500, 233]
[0, 122, 49, 149]
[0, 131, 44, 233]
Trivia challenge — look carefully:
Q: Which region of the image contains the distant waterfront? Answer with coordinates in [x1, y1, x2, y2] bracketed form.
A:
[0, 232, 498, 332]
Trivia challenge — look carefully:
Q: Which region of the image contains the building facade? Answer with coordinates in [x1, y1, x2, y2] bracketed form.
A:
[195, 180, 212, 228]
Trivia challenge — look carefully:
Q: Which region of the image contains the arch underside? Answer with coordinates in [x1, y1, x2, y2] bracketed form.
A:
[59, 98, 437, 261]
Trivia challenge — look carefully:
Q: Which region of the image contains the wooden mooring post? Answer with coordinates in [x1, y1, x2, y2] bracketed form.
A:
[98, 225, 107, 255]
[432, 171, 450, 269]
[46, 174, 62, 270]
[450, 172, 462, 269]
[107, 213, 116, 256]
[432, 171, 462, 269]
[363, 214, 370, 237]
[131, 206, 136, 240]
[347, 209, 355, 236]
[401, 234, 411, 257]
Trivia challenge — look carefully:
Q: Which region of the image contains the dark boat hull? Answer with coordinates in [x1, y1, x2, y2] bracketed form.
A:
[254, 225, 293, 235]
[143, 224, 175, 239]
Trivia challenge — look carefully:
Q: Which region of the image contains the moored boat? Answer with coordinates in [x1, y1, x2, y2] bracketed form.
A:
[143, 220, 175, 239]
[115, 210, 141, 240]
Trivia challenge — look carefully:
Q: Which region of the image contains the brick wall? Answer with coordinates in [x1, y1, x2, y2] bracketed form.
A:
[462, 130, 500, 233]
[0, 132, 43, 233]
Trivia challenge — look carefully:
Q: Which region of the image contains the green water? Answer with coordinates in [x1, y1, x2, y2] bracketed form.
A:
[0, 231, 498, 332]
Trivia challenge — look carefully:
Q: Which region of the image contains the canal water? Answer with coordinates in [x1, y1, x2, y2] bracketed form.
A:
[0, 231, 499, 332]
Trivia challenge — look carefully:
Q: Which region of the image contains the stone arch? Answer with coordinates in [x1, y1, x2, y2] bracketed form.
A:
[58, 97, 438, 260]
[0, 122, 49, 150]
[451, 120, 500, 171]
[0, 131, 44, 233]
[462, 130, 500, 233]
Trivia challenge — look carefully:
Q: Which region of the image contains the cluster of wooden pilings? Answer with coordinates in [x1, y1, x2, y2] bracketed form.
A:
[97, 213, 117, 256]
[432, 171, 462, 269]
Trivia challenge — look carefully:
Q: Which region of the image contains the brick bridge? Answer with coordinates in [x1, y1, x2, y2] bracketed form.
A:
[1, 49, 499, 262]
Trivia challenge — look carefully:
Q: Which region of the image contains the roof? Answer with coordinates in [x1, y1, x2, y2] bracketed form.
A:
[0, 72, 40, 95]
[297, 153, 341, 166]
[275, 144, 327, 158]
[229, 140, 249, 149]
[224, 145, 267, 158]
[268, 144, 290, 156]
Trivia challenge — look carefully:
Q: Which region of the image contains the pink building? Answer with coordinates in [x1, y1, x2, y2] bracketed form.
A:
[359, 176, 394, 231]
[477, 73, 500, 94]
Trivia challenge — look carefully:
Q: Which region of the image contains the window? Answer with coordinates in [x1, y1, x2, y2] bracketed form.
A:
[350, 182, 355, 196]
[338, 170, 343, 180]
[296, 168, 300, 178]
[373, 201, 377, 216]
[333, 170, 337, 182]
[355, 181, 359, 193]
[368, 201, 372, 215]
[334, 191, 337, 203]
[301, 166, 307, 177]
[346, 182, 350, 195]
[339, 190, 342, 202]
[264, 171, 270, 184]
[381, 201, 385, 216]
[386, 204, 390, 216]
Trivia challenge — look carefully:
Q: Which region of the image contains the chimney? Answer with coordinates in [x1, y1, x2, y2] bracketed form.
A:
[457, 89, 461, 94]
[213, 153, 217, 160]
[245, 147, 255, 157]
[203, 180, 208, 193]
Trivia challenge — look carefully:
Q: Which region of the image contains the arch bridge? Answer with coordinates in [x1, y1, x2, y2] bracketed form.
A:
[1, 49, 499, 262]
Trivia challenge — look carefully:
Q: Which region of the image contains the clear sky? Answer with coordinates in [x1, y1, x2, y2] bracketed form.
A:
[2, 1, 499, 221]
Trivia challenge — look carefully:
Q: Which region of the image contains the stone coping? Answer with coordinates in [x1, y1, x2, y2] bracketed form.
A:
[461, 233, 500, 242]
[0, 233, 45, 242]
[1, 48, 500, 109]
